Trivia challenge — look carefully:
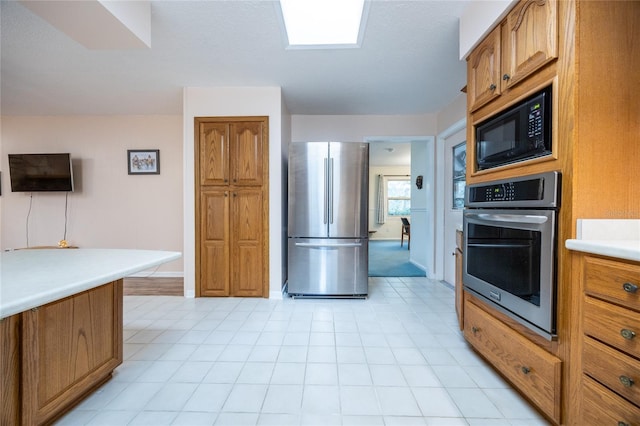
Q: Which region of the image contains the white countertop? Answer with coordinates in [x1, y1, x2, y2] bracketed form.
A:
[565, 219, 640, 262]
[0, 248, 181, 319]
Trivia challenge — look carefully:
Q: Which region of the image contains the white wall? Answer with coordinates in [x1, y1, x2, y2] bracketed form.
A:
[411, 138, 434, 275]
[183, 87, 284, 299]
[1, 115, 184, 273]
[459, 0, 515, 59]
[281, 101, 291, 286]
[368, 165, 411, 240]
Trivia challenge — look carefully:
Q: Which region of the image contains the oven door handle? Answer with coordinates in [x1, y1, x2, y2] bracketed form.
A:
[466, 213, 549, 225]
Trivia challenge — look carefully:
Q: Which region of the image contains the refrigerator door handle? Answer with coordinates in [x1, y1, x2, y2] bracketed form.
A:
[329, 157, 334, 224]
[294, 242, 363, 248]
[323, 157, 328, 225]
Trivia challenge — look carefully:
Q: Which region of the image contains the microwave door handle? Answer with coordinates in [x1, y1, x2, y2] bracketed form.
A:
[466, 213, 549, 225]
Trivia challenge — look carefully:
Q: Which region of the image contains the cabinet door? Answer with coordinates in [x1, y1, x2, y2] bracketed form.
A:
[230, 121, 264, 186]
[501, 0, 557, 89]
[230, 189, 264, 297]
[468, 26, 501, 111]
[582, 375, 640, 426]
[21, 281, 123, 425]
[200, 190, 230, 296]
[199, 122, 230, 186]
[1, 314, 21, 426]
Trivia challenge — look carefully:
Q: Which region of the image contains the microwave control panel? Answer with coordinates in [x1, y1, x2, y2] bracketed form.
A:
[527, 103, 544, 142]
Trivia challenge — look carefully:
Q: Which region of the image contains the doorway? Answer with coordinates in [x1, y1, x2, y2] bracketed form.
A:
[442, 126, 466, 286]
[367, 140, 426, 277]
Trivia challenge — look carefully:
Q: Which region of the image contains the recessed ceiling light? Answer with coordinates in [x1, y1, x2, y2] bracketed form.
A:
[279, 0, 367, 48]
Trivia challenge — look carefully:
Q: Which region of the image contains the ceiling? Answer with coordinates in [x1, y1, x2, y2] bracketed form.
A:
[0, 0, 470, 166]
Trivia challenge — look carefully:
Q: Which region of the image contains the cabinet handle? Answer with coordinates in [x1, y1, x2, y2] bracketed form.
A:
[224, 179, 228, 183]
[619, 375, 634, 388]
[224, 191, 228, 197]
[521, 366, 531, 375]
[618, 422, 630, 426]
[622, 282, 638, 293]
[502, 73, 511, 81]
[489, 83, 497, 91]
[471, 326, 479, 335]
[621, 329, 636, 340]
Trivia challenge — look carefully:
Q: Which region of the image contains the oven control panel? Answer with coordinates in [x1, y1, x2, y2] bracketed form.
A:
[482, 183, 517, 202]
[466, 171, 560, 208]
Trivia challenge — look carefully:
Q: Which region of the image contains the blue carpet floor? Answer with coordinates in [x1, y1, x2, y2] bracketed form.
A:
[368, 240, 426, 277]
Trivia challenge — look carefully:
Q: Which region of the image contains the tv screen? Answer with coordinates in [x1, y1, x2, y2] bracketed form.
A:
[8, 153, 74, 192]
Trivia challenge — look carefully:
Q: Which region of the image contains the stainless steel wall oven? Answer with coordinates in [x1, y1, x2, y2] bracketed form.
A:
[463, 171, 561, 339]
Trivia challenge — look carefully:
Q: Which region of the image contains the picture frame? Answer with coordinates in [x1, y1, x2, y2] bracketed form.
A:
[127, 150, 160, 175]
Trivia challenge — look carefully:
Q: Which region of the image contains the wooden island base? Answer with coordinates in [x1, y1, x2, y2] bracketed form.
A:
[1, 279, 123, 425]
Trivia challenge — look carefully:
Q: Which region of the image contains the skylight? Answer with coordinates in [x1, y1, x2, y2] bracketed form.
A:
[279, 0, 367, 48]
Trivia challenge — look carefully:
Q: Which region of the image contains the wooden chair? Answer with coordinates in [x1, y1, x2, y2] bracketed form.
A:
[401, 217, 410, 250]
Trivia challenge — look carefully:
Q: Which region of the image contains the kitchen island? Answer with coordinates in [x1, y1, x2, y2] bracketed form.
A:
[1, 248, 181, 425]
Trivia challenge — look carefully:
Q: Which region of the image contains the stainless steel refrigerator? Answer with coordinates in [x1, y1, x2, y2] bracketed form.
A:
[287, 142, 369, 297]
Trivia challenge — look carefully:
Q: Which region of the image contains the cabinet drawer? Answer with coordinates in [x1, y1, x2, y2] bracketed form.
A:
[464, 300, 561, 423]
[584, 296, 640, 358]
[583, 336, 640, 405]
[584, 256, 640, 310]
[582, 375, 640, 425]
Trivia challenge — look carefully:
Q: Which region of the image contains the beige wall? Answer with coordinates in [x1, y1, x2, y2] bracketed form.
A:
[291, 113, 437, 142]
[0, 100, 465, 283]
[437, 94, 467, 134]
[1, 115, 184, 274]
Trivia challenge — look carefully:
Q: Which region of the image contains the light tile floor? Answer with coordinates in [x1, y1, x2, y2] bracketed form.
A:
[56, 277, 550, 426]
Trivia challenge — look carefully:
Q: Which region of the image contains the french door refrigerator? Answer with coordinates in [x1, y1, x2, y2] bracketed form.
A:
[287, 142, 369, 297]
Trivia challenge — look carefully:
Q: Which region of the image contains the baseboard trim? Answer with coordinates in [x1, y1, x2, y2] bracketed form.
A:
[409, 259, 426, 271]
[270, 290, 284, 300]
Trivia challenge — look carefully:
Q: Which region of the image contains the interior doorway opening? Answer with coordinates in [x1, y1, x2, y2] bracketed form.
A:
[366, 139, 426, 277]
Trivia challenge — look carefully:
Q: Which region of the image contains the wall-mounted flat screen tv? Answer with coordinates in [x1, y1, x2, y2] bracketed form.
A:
[8, 153, 74, 192]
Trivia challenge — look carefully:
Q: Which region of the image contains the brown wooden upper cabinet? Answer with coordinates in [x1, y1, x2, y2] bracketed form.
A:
[468, 0, 557, 112]
[199, 121, 265, 187]
[468, 27, 502, 111]
[196, 117, 268, 298]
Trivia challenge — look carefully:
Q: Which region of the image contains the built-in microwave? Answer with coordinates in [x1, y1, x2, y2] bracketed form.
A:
[475, 86, 552, 171]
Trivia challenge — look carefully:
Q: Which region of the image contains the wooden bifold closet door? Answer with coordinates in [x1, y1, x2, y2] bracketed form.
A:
[195, 117, 269, 297]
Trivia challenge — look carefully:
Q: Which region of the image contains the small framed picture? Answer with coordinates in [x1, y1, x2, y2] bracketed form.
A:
[127, 150, 160, 175]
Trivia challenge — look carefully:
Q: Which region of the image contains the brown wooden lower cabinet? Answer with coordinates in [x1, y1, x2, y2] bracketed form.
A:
[575, 253, 640, 425]
[1, 280, 123, 425]
[463, 295, 562, 424]
[199, 188, 266, 297]
[582, 375, 640, 425]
